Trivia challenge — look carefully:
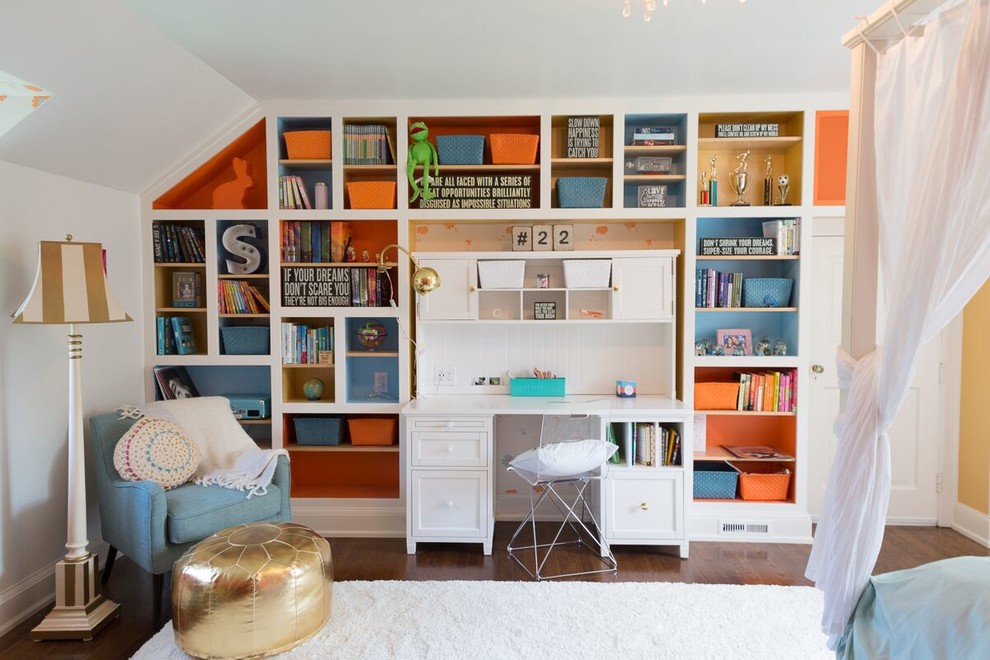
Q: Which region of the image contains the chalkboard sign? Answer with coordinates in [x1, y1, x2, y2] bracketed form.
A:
[567, 116, 600, 158]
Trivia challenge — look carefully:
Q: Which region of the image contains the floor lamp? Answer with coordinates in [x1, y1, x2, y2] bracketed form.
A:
[11, 236, 131, 641]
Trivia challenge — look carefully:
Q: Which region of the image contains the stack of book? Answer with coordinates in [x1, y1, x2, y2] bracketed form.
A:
[733, 369, 797, 412]
[279, 175, 313, 210]
[156, 316, 196, 355]
[218, 280, 270, 314]
[762, 219, 800, 255]
[281, 322, 334, 365]
[695, 268, 744, 308]
[153, 223, 205, 263]
[281, 221, 352, 263]
[631, 126, 676, 146]
[343, 124, 394, 165]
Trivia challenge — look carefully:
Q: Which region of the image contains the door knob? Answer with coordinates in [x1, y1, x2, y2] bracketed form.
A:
[812, 364, 824, 374]
[640, 502, 649, 511]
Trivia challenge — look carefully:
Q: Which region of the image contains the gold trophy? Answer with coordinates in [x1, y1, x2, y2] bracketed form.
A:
[763, 155, 773, 206]
[729, 150, 751, 206]
[775, 174, 791, 206]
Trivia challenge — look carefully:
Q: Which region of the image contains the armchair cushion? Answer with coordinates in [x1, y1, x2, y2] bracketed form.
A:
[113, 417, 200, 490]
[166, 480, 285, 544]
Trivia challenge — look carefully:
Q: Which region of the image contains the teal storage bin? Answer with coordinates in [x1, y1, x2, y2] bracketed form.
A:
[694, 462, 739, 499]
[436, 135, 485, 165]
[220, 325, 270, 355]
[510, 378, 566, 397]
[294, 417, 345, 446]
[557, 177, 607, 208]
[743, 278, 793, 308]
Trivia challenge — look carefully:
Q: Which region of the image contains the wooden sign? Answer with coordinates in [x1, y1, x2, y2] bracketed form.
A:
[532, 225, 553, 252]
[282, 265, 350, 307]
[567, 116, 600, 158]
[416, 174, 534, 210]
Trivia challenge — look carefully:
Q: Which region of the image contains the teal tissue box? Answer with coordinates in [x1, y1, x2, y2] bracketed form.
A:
[510, 378, 565, 397]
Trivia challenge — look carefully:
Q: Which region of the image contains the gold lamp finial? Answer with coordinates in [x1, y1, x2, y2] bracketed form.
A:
[377, 244, 440, 295]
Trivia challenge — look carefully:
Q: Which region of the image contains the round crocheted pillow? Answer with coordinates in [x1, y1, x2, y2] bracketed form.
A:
[113, 417, 200, 490]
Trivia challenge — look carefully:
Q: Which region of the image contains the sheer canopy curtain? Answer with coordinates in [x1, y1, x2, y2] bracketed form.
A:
[806, 0, 990, 645]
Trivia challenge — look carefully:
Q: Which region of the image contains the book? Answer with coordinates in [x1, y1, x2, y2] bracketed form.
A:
[721, 445, 793, 460]
[172, 271, 198, 307]
[632, 126, 675, 145]
[170, 316, 196, 355]
[153, 365, 200, 400]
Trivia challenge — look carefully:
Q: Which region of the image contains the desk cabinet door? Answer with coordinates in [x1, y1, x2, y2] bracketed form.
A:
[611, 257, 674, 321]
[411, 470, 488, 538]
[604, 470, 683, 540]
[416, 259, 478, 320]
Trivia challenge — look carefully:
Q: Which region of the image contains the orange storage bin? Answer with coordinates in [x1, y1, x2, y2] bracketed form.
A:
[284, 130, 332, 159]
[736, 463, 791, 501]
[490, 133, 539, 165]
[347, 181, 396, 209]
[347, 416, 398, 446]
[694, 381, 740, 410]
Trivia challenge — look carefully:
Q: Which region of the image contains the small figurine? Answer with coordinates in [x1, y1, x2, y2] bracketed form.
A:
[695, 340, 707, 356]
[361, 249, 370, 262]
[773, 340, 788, 356]
[756, 335, 771, 356]
[345, 245, 356, 262]
[732, 346, 746, 357]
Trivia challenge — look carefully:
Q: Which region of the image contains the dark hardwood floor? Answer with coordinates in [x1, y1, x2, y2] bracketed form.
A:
[2, 524, 985, 659]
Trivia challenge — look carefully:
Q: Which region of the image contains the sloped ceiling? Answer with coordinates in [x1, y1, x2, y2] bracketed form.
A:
[0, 0, 879, 195]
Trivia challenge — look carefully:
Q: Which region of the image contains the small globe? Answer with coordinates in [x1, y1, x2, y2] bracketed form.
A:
[303, 378, 325, 401]
[356, 321, 388, 350]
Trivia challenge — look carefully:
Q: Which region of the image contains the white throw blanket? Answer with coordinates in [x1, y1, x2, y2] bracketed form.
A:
[119, 396, 287, 497]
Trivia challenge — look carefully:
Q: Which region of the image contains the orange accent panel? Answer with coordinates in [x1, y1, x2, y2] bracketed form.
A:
[705, 415, 797, 460]
[154, 120, 268, 210]
[814, 110, 849, 206]
[289, 449, 399, 499]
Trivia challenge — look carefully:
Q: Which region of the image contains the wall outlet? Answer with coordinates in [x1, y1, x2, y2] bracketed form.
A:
[436, 366, 456, 386]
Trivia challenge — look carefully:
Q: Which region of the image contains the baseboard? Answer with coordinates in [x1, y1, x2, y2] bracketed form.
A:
[0, 563, 55, 637]
[291, 498, 405, 537]
[689, 505, 813, 543]
[951, 502, 990, 547]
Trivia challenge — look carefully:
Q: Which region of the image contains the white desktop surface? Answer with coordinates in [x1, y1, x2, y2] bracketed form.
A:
[401, 394, 691, 417]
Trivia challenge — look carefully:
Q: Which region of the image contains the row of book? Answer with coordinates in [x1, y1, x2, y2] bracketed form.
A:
[281, 221, 352, 263]
[156, 315, 196, 355]
[279, 175, 317, 210]
[630, 126, 676, 146]
[153, 223, 205, 263]
[735, 369, 797, 412]
[281, 322, 334, 365]
[608, 422, 682, 467]
[218, 280, 270, 315]
[695, 268, 744, 308]
[343, 124, 394, 165]
[762, 219, 800, 255]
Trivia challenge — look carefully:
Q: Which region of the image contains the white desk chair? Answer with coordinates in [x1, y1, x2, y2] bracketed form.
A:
[506, 414, 618, 580]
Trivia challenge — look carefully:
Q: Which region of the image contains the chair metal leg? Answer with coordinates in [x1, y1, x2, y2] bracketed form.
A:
[101, 546, 118, 584]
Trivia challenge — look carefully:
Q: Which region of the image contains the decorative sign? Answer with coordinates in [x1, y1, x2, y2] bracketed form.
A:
[511, 226, 533, 252]
[282, 266, 350, 307]
[532, 224, 553, 252]
[638, 185, 667, 208]
[533, 302, 557, 320]
[567, 116, 600, 158]
[715, 122, 780, 138]
[552, 225, 574, 251]
[221, 224, 264, 274]
[700, 237, 777, 256]
[415, 174, 533, 210]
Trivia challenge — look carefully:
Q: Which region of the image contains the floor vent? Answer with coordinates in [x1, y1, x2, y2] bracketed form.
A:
[719, 520, 771, 536]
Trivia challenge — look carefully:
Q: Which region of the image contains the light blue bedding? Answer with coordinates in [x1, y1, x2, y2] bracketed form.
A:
[837, 556, 990, 659]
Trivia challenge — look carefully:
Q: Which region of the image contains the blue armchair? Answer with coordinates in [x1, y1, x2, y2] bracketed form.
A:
[87, 410, 291, 622]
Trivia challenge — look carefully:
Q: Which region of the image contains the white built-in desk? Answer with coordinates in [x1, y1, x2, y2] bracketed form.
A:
[401, 395, 693, 558]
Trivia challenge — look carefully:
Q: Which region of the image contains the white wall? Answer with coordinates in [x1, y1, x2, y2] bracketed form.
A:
[0, 161, 143, 633]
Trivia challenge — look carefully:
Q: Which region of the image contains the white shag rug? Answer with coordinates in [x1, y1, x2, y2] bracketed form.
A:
[134, 580, 831, 659]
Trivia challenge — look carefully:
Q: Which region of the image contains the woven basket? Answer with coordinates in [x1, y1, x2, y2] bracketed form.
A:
[347, 417, 397, 446]
[557, 177, 606, 208]
[477, 260, 525, 289]
[436, 135, 485, 165]
[743, 278, 793, 308]
[736, 463, 791, 501]
[294, 417, 344, 446]
[284, 130, 332, 159]
[562, 259, 612, 288]
[347, 181, 396, 209]
[490, 133, 539, 164]
[220, 326, 269, 355]
[694, 381, 740, 410]
[694, 462, 739, 499]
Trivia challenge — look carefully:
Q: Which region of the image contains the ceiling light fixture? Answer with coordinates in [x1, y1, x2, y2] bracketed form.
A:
[623, 0, 746, 23]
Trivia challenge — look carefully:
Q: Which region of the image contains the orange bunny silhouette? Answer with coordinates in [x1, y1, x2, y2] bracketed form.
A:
[212, 157, 255, 209]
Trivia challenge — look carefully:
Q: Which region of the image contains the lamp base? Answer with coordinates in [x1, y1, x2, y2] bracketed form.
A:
[31, 553, 120, 641]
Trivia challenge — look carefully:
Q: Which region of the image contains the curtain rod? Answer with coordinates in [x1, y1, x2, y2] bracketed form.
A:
[842, 0, 949, 49]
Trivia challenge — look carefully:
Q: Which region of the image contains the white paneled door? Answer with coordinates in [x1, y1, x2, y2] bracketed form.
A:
[808, 233, 942, 523]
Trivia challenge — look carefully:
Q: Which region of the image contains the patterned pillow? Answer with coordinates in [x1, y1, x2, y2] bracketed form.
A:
[113, 417, 200, 490]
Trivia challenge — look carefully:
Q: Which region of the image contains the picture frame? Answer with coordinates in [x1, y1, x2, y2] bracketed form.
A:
[152, 365, 201, 400]
[716, 328, 752, 355]
[533, 301, 556, 320]
[172, 271, 198, 307]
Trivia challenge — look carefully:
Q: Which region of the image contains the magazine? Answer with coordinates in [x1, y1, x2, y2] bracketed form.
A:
[721, 445, 793, 460]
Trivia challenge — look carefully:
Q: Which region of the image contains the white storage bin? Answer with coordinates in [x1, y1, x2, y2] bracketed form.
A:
[477, 260, 525, 289]
[563, 259, 612, 288]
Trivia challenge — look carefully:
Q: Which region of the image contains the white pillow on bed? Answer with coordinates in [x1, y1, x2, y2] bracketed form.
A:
[509, 439, 617, 478]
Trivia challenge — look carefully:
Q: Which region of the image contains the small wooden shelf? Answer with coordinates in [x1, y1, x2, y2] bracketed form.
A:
[623, 174, 686, 183]
[278, 159, 332, 169]
[551, 157, 613, 168]
[218, 273, 269, 279]
[624, 145, 688, 155]
[698, 136, 802, 151]
[288, 444, 399, 453]
[346, 351, 399, 358]
[698, 410, 796, 417]
[282, 363, 336, 369]
[696, 307, 798, 313]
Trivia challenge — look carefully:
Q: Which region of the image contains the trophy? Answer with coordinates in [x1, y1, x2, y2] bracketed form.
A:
[763, 155, 773, 206]
[775, 174, 791, 206]
[708, 155, 719, 206]
[729, 150, 751, 206]
[699, 170, 710, 206]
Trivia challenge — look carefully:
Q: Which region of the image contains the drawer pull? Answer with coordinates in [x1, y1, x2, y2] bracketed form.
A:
[446, 421, 454, 429]
[444, 445, 455, 454]
[640, 502, 649, 511]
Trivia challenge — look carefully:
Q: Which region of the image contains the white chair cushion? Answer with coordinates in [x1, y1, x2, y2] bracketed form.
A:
[509, 439, 617, 479]
[113, 417, 200, 490]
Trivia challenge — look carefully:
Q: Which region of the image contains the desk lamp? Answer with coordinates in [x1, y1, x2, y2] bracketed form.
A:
[11, 236, 131, 640]
[376, 243, 440, 295]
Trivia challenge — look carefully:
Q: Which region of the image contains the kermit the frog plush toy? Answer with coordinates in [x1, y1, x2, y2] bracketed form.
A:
[407, 121, 439, 202]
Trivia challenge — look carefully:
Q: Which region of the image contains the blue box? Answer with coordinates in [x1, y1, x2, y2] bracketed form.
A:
[436, 135, 485, 165]
[694, 462, 739, 499]
[220, 325, 270, 355]
[294, 417, 345, 446]
[510, 378, 565, 397]
[557, 177, 606, 208]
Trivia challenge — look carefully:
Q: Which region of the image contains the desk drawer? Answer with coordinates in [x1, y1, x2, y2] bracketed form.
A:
[411, 431, 489, 467]
[410, 470, 488, 538]
[410, 416, 491, 431]
[605, 471, 684, 541]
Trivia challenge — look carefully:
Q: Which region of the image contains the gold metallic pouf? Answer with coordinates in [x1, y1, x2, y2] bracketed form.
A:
[172, 522, 333, 659]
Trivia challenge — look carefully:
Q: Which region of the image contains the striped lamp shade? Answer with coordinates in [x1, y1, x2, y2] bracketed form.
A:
[11, 239, 132, 324]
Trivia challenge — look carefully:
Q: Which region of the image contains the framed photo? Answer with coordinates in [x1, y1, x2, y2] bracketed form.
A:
[533, 301, 556, 320]
[152, 365, 201, 400]
[172, 271, 198, 307]
[716, 328, 752, 355]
